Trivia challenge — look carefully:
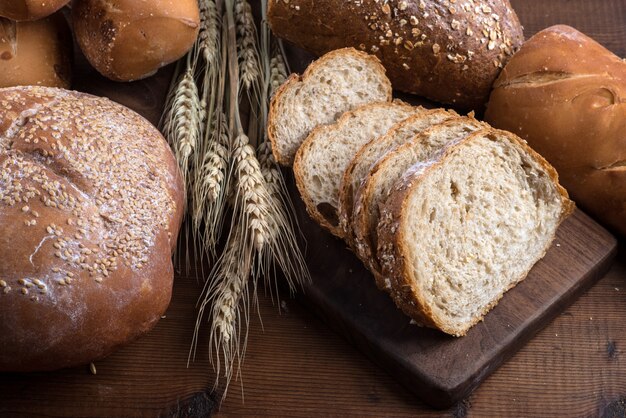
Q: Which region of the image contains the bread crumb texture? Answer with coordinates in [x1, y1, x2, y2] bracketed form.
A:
[0, 86, 179, 302]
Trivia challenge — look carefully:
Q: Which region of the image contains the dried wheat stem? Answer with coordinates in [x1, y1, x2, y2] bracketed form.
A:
[269, 53, 288, 98]
[233, 133, 272, 252]
[257, 141, 282, 199]
[164, 68, 201, 190]
[198, 0, 220, 65]
[235, 0, 261, 91]
[203, 143, 228, 203]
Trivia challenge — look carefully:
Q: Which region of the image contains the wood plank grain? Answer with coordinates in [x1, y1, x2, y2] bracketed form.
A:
[290, 182, 616, 407]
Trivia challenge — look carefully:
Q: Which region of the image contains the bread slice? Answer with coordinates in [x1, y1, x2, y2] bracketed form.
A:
[339, 108, 459, 243]
[377, 129, 574, 336]
[293, 101, 420, 237]
[352, 118, 486, 277]
[268, 47, 392, 166]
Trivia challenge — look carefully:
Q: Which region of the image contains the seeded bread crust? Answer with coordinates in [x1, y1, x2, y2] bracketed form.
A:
[267, 47, 393, 166]
[293, 101, 414, 236]
[268, 0, 524, 109]
[351, 117, 485, 280]
[376, 129, 574, 336]
[338, 108, 458, 245]
[0, 86, 184, 372]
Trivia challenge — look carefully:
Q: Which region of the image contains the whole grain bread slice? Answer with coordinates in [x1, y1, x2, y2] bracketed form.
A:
[338, 108, 459, 244]
[268, 47, 392, 166]
[352, 117, 486, 278]
[376, 129, 574, 336]
[293, 101, 420, 237]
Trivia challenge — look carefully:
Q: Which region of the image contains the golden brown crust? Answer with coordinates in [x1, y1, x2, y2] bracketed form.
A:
[268, 73, 301, 166]
[294, 101, 406, 237]
[338, 108, 457, 248]
[268, 0, 523, 109]
[0, 86, 184, 371]
[0, 0, 69, 21]
[267, 47, 392, 166]
[71, 0, 199, 82]
[376, 129, 573, 336]
[352, 117, 481, 279]
[485, 25, 625, 236]
[0, 14, 72, 89]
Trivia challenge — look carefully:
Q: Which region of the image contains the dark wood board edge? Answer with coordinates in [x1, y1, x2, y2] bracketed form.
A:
[296, 208, 618, 409]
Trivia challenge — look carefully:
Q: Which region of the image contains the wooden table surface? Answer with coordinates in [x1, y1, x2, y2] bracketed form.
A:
[2, 1, 626, 417]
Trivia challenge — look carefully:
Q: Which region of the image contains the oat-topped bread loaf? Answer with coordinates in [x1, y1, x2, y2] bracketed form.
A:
[268, 0, 524, 109]
[293, 101, 419, 236]
[268, 48, 392, 166]
[352, 117, 485, 278]
[339, 108, 458, 242]
[377, 129, 573, 336]
[0, 86, 184, 372]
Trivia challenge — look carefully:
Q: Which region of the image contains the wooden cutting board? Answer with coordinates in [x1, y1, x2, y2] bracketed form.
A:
[279, 39, 619, 409]
[291, 179, 617, 408]
[290, 180, 617, 408]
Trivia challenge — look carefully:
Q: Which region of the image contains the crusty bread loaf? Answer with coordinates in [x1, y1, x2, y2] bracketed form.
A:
[377, 129, 573, 336]
[0, 0, 68, 21]
[72, 0, 200, 81]
[485, 25, 626, 237]
[268, 48, 393, 166]
[293, 101, 418, 236]
[339, 108, 458, 242]
[0, 14, 72, 89]
[268, 0, 524, 109]
[352, 117, 485, 277]
[0, 86, 184, 372]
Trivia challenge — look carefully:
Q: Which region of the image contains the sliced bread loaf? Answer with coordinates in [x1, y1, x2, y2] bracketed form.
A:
[377, 129, 574, 336]
[293, 101, 420, 237]
[268, 47, 392, 166]
[352, 118, 486, 277]
[339, 108, 459, 242]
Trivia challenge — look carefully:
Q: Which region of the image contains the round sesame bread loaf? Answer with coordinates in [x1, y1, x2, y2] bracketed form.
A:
[0, 86, 184, 372]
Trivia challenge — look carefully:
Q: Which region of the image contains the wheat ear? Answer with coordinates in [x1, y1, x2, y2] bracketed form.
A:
[269, 52, 288, 98]
[235, 0, 261, 94]
[233, 133, 272, 252]
[195, 112, 230, 256]
[163, 68, 201, 191]
[197, 0, 220, 65]
[191, 227, 252, 393]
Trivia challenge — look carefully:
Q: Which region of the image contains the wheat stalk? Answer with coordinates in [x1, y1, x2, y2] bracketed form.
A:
[163, 67, 201, 191]
[197, 0, 220, 65]
[235, 0, 261, 96]
[191, 227, 252, 392]
[186, 0, 310, 402]
[233, 133, 272, 252]
[269, 53, 288, 98]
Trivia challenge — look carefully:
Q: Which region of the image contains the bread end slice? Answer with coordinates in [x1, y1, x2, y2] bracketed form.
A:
[267, 47, 392, 166]
[377, 129, 573, 336]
